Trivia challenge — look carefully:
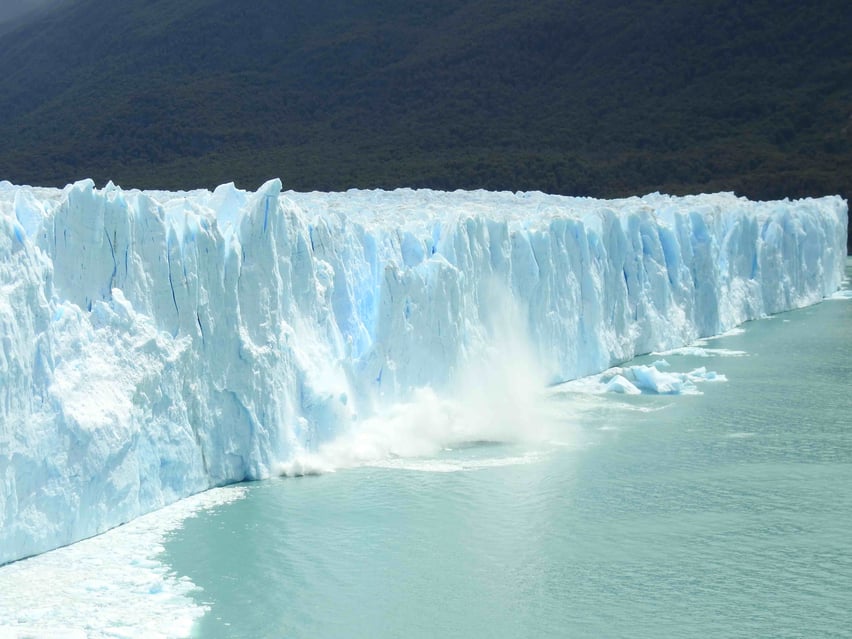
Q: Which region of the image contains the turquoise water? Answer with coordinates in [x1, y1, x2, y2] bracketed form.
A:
[164, 268, 852, 638]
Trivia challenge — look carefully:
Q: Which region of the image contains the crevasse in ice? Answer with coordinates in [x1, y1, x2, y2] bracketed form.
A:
[0, 178, 847, 565]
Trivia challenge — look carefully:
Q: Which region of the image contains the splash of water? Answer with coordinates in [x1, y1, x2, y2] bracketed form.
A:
[277, 283, 570, 476]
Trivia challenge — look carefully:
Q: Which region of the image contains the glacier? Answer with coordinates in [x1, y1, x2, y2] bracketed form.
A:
[0, 178, 847, 566]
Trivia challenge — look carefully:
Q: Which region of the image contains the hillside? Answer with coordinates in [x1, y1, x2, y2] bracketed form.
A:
[0, 0, 849, 248]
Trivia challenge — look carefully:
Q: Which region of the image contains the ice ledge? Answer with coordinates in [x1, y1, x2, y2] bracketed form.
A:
[0, 181, 847, 565]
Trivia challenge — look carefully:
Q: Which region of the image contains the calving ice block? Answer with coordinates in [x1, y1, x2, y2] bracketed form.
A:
[0, 179, 847, 564]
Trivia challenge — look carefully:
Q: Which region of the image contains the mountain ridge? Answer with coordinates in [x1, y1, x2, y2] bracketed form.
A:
[0, 0, 849, 247]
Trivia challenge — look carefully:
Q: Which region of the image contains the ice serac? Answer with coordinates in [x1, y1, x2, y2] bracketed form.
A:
[0, 180, 847, 565]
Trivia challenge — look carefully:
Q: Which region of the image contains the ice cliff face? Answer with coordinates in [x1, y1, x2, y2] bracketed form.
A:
[0, 179, 847, 565]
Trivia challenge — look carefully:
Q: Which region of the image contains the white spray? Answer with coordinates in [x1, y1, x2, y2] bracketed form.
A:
[277, 282, 569, 475]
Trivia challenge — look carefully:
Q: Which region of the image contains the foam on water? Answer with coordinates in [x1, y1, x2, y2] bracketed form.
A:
[654, 346, 748, 358]
[694, 326, 747, 345]
[367, 450, 548, 473]
[829, 289, 852, 300]
[0, 486, 246, 639]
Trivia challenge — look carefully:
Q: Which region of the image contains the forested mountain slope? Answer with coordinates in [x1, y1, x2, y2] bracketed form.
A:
[0, 0, 849, 246]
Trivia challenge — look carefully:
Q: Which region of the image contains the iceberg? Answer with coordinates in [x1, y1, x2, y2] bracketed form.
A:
[555, 360, 728, 396]
[0, 179, 847, 565]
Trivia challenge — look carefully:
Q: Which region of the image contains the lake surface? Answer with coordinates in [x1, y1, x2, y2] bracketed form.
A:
[162, 261, 852, 638]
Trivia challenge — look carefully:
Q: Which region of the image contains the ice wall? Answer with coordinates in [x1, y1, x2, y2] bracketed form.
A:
[0, 179, 847, 565]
